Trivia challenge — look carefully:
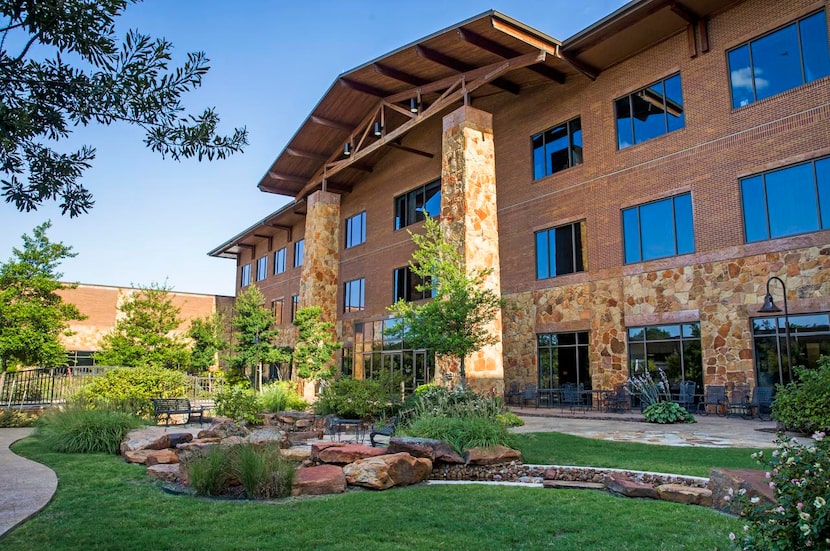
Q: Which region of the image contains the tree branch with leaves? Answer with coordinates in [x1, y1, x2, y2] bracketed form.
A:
[227, 285, 289, 387]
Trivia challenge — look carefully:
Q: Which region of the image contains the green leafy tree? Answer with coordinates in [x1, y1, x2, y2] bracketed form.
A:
[0, 0, 248, 217]
[293, 306, 342, 382]
[388, 217, 503, 389]
[188, 312, 228, 375]
[95, 282, 191, 369]
[0, 221, 84, 371]
[228, 285, 289, 386]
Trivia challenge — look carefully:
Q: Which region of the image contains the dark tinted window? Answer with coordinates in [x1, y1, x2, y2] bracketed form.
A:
[535, 221, 585, 279]
[616, 74, 684, 149]
[344, 278, 365, 312]
[532, 118, 583, 180]
[395, 180, 441, 230]
[273, 248, 286, 274]
[622, 193, 695, 263]
[345, 212, 366, 248]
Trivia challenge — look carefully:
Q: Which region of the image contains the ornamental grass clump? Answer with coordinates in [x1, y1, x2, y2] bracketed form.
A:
[182, 443, 295, 499]
[729, 431, 829, 550]
[36, 405, 143, 454]
[259, 381, 308, 413]
[628, 368, 695, 424]
[403, 415, 514, 455]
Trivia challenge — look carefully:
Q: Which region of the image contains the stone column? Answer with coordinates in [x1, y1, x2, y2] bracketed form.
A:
[299, 190, 341, 323]
[440, 105, 504, 394]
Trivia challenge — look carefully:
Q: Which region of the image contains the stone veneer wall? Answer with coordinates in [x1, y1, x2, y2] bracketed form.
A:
[440, 105, 504, 394]
[299, 190, 341, 323]
[502, 245, 830, 390]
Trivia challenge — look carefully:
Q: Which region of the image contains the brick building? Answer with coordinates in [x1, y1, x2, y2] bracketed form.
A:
[56, 284, 234, 366]
[210, 0, 830, 396]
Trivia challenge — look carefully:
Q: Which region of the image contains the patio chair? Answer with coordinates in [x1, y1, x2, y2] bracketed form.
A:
[748, 386, 774, 420]
[676, 380, 697, 413]
[560, 383, 586, 412]
[520, 383, 537, 408]
[726, 383, 752, 419]
[697, 385, 727, 416]
[503, 381, 520, 406]
[606, 384, 631, 413]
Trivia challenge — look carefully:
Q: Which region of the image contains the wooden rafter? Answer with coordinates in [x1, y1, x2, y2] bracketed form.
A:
[296, 50, 547, 200]
[388, 142, 433, 159]
[286, 148, 329, 162]
[254, 233, 273, 251]
[269, 224, 293, 242]
[555, 46, 600, 81]
[415, 44, 520, 95]
[268, 172, 307, 185]
[339, 77, 388, 97]
[309, 115, 352, 132]
[373, 63, 428, 86]
[669, 1, 701, 58]
[457, 28, 565, 84]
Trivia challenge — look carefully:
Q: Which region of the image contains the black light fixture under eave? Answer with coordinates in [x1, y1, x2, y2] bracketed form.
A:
[373, 121, 382, 137]
[343, 142, 352, 156]
[409, 97, 419, 113]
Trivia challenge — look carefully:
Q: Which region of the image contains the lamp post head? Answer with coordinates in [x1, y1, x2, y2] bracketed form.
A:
[759, 293, 782, 314]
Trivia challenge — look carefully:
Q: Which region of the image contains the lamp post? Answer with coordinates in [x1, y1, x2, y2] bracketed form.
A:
[758, 276, 792, 385]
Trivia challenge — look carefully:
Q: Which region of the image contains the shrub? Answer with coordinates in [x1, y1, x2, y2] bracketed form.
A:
[314, 378, 392, 419]
[495, 411, 524, 428]
[215, 385, 262, 424]
[773, 357, 830, 434]
[259, 381, 308, 413]
[410, 386, 504, 419]
[182, 443, 296, 499]
[729, 431, 829, 550]
[234, 443, 295, 499]
[0, 408, 39, 427]
[182, 445, 234, 496]
[642, 401, 695, 424]
[37, 405, 143, 454]
[402, 415, 513, 454]
[78, 365, 189, 417]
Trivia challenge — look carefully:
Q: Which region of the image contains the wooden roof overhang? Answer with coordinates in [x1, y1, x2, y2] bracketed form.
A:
[257, 10, 576, 202]
[207, 200, 306, 260]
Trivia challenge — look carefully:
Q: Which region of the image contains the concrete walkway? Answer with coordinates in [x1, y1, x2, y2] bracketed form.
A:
[0, 428, 57, 538]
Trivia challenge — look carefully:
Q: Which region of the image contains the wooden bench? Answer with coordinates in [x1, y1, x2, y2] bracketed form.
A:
[369, 416, 399, 447]
[152, 398, 208, 426]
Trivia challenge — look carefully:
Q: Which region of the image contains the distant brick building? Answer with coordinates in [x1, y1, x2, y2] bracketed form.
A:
[56, 284, 234, 366]
[210, 0, 830, 396]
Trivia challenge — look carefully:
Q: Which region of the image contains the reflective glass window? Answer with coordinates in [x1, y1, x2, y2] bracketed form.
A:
[532, 118, 583, 179]
[622, 193, 695, 263]
[535, 221, 585, 279]
[616, 74, 684, 149]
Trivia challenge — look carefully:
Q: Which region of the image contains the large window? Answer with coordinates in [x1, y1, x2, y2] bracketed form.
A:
[742, 157, 830, 243]
[344, 278, 365, 313]
[615, 73, 684, 149]
[628, 323, 702, 389]
[272, 298, 284, 325]
[353, 319, 435, 395]
[535, 221, 585, 279]
[293, 239, 304, 268]
[537, 332, 590, 389]
[532, 117, 583, 180]
[623, 193, 694, 263]
[273, 247, 286, 275]
[256, 256, 268, 281]
[393, 266, 433, 303]
[394, 179, 441, 230]
[240, 263, 251, 287]
[290, 295, 299, 322]
[345, 212, 366, 248]
[728, 10, 830, 109]
[753, 312, 830, 386]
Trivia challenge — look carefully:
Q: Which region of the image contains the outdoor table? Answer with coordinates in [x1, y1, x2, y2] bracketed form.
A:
[536, 388, 560, 408]
[582, 389, 610, 412]
[329, 418, 366, 443]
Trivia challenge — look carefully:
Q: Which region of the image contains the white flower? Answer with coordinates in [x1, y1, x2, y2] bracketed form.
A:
[800, 512, 811, 521]
[750, 496, 760, 504]
[815, 497, 826, 509]
[729, 533, 736, 541]
[801, 524, 811, 535]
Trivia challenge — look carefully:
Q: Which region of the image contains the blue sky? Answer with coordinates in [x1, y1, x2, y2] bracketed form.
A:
[0, 0, 628, 296]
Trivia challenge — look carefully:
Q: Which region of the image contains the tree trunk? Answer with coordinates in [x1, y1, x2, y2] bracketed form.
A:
[459, 356, 466, 390]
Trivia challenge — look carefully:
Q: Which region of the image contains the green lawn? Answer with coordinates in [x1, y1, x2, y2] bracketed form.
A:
[513, 432, 761, 477]
[2, 436, 745, 551]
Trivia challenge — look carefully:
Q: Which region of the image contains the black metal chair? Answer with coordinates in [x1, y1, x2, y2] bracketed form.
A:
[520, 383, 537, 408]
[749, 386, 774, 420]
[698, 385, 727, 416]
[504, 381, 520, 406]
[606, 384, 631, 413]
[726, 383, 753, 419]
[676, 380, 697, 413]
[560, 383, 586, 412]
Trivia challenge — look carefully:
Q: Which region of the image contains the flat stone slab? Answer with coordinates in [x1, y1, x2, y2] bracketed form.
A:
[315, 443, 387, 465]
[605, 475, 658, 499]
[147, 464, 181, 483]
[656, 483, 713, 506]
[543, 480, 606, 490]
[292, 465, 346, 496]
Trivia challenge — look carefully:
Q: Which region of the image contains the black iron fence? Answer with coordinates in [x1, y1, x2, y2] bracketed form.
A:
[0, 367, 224, 408]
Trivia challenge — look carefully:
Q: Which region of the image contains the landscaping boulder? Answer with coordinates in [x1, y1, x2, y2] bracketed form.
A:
[198, 418, 250, 439]
[280, 446, 311, 462]
[246, 427, 285, 445]
[145, 449, 180, 466]
[656, 484, 713, 506]
[464, 445, 522, 466]
[286, 431, 321, 444]
[343, 452, 432, 490]
[147, 464, 182, 483]
[316, 443, 387, 465]
[605, 475, 658, 499]
[709, 468, 775, 514]
[176, 438, 220, 451]
[120, 427, 174, 454]
[166, 433, 194, 448]
[387, 437, 465, 464]
[292, 465, 346, 496]
[310, 442, 342, 461]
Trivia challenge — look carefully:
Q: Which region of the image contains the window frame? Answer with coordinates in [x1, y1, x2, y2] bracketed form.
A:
[614, 73, 685, 150]
[293, 239, 304, 268]
[345, 211, 367, 249]
[394, 179, 441, 230]
[534, 220, 586, 280]
[627, 322, 702, 389]
[536, 331, 591, 390]
[273, 247, 287, 275]
[240, 263, 251, 287]
[622, 193, 695, 264]
[393, 265, 433, 303]
[344, 277, 366, 313]
[727, 9, 830, 109]
[531, 117, 583, 180]
[272, 298, 284, 325]
[256, 256, 268, 281]
[290, 295, 299, 323]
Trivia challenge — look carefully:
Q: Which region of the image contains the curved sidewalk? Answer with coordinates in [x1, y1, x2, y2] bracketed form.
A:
[0, 428, 57, 538]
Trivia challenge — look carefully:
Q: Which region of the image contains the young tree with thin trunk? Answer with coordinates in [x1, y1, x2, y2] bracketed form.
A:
[228, 285, 289, 387]
[293, 306, 342, 383]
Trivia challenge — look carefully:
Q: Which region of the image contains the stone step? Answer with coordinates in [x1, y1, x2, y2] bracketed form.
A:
[543, 480, 606, 490]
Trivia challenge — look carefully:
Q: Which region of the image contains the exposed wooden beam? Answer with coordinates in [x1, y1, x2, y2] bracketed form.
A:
[344, 161, 373, 173]
[269, 224, 293, 242]
[373, 63, 428, 86]
[387, 142, 434, 159]
[268, 172, 307, 185]
[286, 148, 329, 162]
[669, 1, 699, 24]
[254, 233, 273, 251]
[415, 45, 520, 95]
[457, 28, 565, 84]
[237, 243, 255, 260]
[309, 115, 352, 133]
[698, 17, 710, 53]
[296, 50, 546, 200]
[556, 49, 600, 81]
[339, 77, 388, 97]
[323, 181, 354, 193]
